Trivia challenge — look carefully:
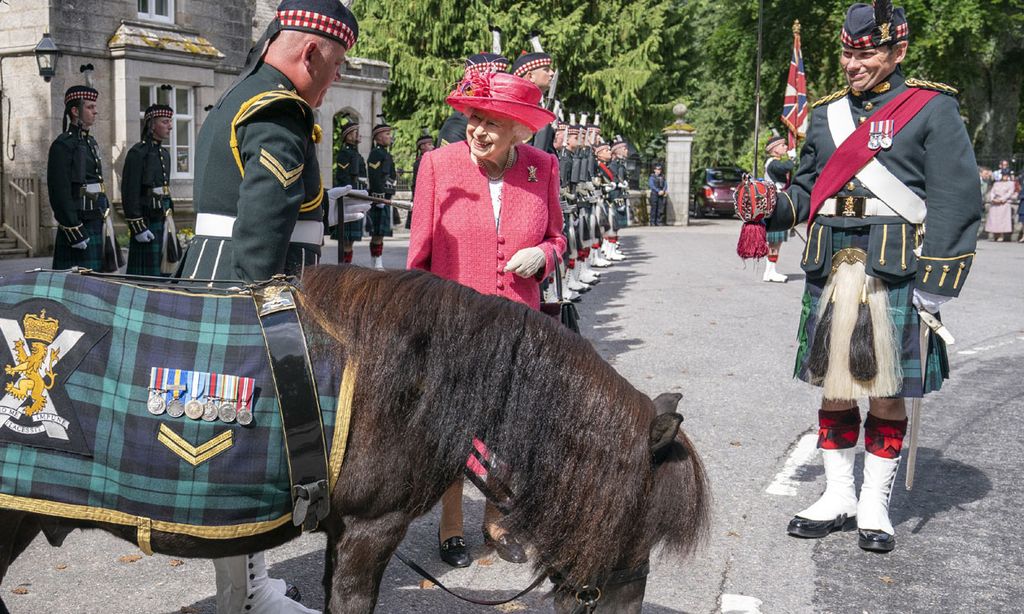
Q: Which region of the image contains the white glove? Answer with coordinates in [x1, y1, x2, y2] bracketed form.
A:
[343, 189, 373, 223]
[504, 246, 546, 278]
[71, 239, 89, 250]
[618, 182, 630, 190]
[603, 184, 615, 193]
[913, 288, 950, 314]
[787, 149, 797, 160]
[328, 185, 354, 201]
[134, 229, 155, 243]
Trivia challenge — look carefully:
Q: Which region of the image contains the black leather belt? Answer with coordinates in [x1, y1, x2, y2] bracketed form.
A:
[253, 280, 330, 530]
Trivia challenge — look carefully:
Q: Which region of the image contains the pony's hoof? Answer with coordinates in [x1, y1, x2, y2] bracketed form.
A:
[439, 536, 472, 567]
[483, 529, 527, 564]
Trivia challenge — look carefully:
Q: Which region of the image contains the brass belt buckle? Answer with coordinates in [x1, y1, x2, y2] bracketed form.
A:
[840, 196, 865, 217]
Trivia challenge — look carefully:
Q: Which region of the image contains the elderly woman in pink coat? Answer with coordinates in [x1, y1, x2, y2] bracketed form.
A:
[407, 71, 565, 567]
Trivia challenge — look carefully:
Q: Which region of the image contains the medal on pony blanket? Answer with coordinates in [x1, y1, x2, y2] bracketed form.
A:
[184, 370, 205, 420]
[147, 368, 166, 415]
[202, 372, 219, 421]
[733, 174, 777, 260]
[235, 376, 255, 426]
[165, 369, 186, 418]
[218, 374, 237, 423]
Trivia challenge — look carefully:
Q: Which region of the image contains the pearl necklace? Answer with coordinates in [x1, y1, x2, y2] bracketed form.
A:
[479, 146, 517, 181]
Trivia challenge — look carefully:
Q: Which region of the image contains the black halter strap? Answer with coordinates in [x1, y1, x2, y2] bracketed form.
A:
[391, 549, 548, 607]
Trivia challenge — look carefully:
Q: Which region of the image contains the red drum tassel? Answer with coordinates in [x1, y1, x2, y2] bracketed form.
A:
[736, 222, 769, 259]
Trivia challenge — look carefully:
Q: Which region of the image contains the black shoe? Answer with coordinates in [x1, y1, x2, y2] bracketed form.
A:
[439, 536, 472, 567]
[858, 529, 896, 553]
[483, 529, 527, 564]
[787, 513, 854, 539]
[284, 584, 302, 603]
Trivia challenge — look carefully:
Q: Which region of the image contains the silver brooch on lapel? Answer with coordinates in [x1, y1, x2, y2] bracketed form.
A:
[527, 166, 538, 182]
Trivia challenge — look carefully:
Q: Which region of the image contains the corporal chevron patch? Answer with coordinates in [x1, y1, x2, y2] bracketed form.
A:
[259, 148, 303, 188]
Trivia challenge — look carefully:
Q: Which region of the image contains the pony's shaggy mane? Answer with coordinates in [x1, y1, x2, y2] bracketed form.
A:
[299, 265, 709, 585]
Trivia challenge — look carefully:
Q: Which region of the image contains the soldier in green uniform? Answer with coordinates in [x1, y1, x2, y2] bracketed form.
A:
[364, 121, 396, 269]
[763, 134, 796, 282]
[436, 53, 509, 147]
[767, 1, 981, 553]
[47, 85, 120, 272]
[179, 0, 360, 285]
[336, 122, 368, 263]
[512, 33, 557, 154]
[602, 135, 631, 260]
[177, 1, 360, 612]
[122, 104, 176, 276]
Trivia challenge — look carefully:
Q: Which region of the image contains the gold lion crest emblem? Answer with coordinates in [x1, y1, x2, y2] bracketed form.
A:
[4, 310, 61, 417]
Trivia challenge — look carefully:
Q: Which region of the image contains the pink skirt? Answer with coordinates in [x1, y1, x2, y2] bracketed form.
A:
[985, 203, 1013, 233]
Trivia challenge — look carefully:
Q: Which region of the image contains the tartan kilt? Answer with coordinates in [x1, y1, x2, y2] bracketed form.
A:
[52, 218, 104, 270]
[341, 219, 364, 242]
[366, 202, 393, 237]
[612, 199, 629, 230]
[126, 217, 166, 276]
[766, 229, 788, 244]
[793, 226, 948, 398]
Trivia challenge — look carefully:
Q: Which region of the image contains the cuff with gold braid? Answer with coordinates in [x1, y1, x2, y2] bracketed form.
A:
[59, 224, 86, 244]
[126, 217, 149, 236]
[916, 253, 973, 297]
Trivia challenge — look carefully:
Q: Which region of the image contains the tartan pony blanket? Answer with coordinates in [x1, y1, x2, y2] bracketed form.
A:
[0, 271, 352, 548]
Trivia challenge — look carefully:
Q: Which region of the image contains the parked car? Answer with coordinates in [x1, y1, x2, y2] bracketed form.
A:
[690, 166, 745, 218]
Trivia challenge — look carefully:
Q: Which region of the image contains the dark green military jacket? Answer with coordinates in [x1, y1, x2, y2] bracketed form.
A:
[121, 138, 172, 235]
[46, 125, 106, 244]
[768, 69, 981, 297]
[607, 159, 629, 199]
[558, 147, 575, 188]
[367, 144, 396, 197]
[436, 111, 468, 147]
[334, 143, 367, 190]
[182, 63, 324, 282]
[532, 124, 555, 155]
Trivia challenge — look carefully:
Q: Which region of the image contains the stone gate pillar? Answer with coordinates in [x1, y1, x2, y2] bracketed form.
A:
[663, 104, 696, 226]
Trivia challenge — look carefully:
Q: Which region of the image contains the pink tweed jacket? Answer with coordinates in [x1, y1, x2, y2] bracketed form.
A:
[407, 141, 566, 309]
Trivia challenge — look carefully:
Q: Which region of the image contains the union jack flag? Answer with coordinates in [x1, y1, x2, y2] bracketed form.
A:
[781, 22, 808, 150]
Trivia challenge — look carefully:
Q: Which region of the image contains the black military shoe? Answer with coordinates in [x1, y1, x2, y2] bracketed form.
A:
[787, 513, 854, 539]
[858, 529, 896, 553]
[483, 529, 527, 564]
[284, 584, 302, 602]
[439, 536, 472, 568]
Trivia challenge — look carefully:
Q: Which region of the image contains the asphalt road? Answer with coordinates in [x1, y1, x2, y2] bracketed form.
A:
[2, 221, 1022, 613]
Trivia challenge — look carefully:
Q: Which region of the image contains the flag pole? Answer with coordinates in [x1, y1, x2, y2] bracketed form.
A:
[790, 20, 802, 151]
[752, 0, 765, 175]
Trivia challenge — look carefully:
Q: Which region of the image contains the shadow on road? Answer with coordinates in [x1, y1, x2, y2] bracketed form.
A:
[892, 446, 991, 535]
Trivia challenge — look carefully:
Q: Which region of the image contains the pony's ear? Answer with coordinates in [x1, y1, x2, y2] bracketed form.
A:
[653, 392, 683, 415]
[649, 412, 683, 456]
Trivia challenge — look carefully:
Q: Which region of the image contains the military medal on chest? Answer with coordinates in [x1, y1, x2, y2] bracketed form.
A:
[868, 119, 894, 151]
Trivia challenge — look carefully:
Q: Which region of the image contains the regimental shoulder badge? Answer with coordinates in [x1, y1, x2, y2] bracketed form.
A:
[812, 87, 851, 108]
[0, 301, 105, 455]
[905, 78, 959, 97]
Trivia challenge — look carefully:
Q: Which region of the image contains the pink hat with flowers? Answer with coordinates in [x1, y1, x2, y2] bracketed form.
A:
[445, 72, 556, 134]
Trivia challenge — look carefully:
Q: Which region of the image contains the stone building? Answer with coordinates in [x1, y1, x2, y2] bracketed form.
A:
[0, 0, 389, 257]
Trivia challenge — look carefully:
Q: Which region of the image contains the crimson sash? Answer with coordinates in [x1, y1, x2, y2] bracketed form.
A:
[807, 87, 940, 226]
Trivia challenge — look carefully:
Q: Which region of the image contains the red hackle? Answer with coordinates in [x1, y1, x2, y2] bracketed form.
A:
[734, 174, 778, 260]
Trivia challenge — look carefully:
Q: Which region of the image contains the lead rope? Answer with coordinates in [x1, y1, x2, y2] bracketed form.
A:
[391, 549, 548, 607]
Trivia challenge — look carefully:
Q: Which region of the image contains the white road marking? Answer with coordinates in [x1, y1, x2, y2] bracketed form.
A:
[765, 433, 819, 496]
[721, 593, 764, 614]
